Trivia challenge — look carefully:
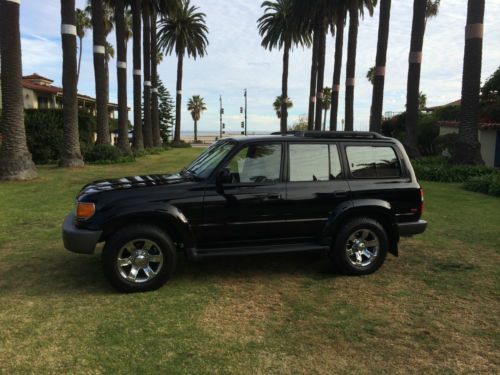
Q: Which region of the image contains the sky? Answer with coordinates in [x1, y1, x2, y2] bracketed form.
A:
[18, 0, 500, 133]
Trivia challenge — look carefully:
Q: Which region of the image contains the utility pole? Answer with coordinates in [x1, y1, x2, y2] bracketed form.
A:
[219, 95, 223, 139]
[244, 88, 248, 136]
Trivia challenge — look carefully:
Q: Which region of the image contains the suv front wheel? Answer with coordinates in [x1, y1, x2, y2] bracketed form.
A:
[102, 225, 177, 292]
[330, 217, 388, 275]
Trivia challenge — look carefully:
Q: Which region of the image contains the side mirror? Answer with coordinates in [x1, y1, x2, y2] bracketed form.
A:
[216, 168, 232, 188]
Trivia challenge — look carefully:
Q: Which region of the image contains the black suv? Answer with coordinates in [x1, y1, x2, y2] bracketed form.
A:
[63, 132, 427, 292]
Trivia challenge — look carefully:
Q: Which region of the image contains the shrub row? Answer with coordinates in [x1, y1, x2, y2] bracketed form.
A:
[463, 174, 500, 197]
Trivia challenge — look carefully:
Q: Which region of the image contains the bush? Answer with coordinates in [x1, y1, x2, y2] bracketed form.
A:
[413, 156, 499, 183]
[464, 174, 500, 197]
[24, 109, 94, 164]
[169, 140, 191, 148]
[84, 144, 134, 164]
[133, 146, 170, 158]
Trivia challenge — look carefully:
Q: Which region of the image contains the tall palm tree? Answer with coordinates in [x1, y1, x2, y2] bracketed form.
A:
[273, 95, 294, 119]
[114, 0, 132, 154]
[258, 0, 307, 133]
[345, 0, 376, 132]
[131, 0, 144, 150]
[322, 87, 332, 130]
[405, 0, 440, 156]
[330, 3, 347, 131]
[455, 0, 485, 165]
[151, 7, 162, 147]
[90, 0, 110, 144]
[76, 8, 92, 86]
[187, 95, 207, 143]
[142, 0, 153, 148]
[366, 66, 375, 84]
[0, 0, 37, 180]
[60, 0, 85, 168]
[369, 0, 391, 133]
[157, 0, 209, 143]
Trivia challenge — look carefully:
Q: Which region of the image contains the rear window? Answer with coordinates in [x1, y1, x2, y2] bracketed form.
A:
[346, 146, 401, 178]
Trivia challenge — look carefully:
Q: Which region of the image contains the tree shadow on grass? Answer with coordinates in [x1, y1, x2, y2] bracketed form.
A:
[0, 248, 338, 296]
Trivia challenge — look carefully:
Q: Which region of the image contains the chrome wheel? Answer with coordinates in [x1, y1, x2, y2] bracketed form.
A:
[345, 229, 380, 268]
[116, 239, 164, 283]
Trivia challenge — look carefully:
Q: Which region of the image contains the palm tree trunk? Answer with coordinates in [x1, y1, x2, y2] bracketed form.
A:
[0, 0, 37, 180]
[115, 0, 131, 154]
[131, 0, 144, 150]
[77, 36, 83, 86]
[455, 0, 485, 165]
[280, 40, 291, 133]
[151, 8, 161, 147]
[323, 108, 327, 131]
[91, 0, 110, 145]
[345, 2, 359, 132]
[308, 28, 319, 130]
[174, 53, 184, 143]
[194, 119, 198, 143]
[142, 1, 153, 148]
[314, 20, 327, 131]
[330, 14, 344, 131]
[405, 0, 426, 157]
[370, 0, 391, 133]
[60, 0, 84, 167]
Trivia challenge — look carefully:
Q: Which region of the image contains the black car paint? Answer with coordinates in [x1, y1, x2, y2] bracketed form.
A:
[67, 135, 425, 257]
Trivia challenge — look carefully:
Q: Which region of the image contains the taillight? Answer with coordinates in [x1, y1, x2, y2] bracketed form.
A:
[419, 188, 424, 215]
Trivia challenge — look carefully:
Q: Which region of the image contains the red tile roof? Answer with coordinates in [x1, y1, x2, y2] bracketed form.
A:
[22, 73, 53, 82]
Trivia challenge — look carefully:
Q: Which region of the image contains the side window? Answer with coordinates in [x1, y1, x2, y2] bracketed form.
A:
[346, 146, 401, 178]
[289, 144, 333, 182]
[226, 143, 282, 183]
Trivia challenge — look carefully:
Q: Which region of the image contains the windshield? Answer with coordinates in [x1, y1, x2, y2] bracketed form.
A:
[183, 140, 235, 179]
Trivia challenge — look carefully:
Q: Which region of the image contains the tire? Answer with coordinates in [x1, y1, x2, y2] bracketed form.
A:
[329, 217, 388, 276]
[102, 224, 177, 292]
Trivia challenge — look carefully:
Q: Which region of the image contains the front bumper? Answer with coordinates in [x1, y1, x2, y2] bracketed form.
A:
[62, 213, 102, 254]
[397, 220, 427, 237]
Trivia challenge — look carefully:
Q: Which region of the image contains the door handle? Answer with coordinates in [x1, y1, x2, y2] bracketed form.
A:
[266, 193, 282, 200]
[333, 190, 348, 198]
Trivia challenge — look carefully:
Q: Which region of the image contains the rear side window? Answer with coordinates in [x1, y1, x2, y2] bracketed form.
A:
[346, 146, 401, 178]
[289, 144, 342, 182]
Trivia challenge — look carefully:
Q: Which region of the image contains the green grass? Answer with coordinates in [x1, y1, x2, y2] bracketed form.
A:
[0, 149, 499, 374]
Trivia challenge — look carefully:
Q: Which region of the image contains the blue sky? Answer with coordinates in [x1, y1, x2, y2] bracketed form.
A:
[19, 0, 500, 133]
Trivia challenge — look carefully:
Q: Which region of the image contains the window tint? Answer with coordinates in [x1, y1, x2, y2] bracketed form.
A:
[226, 144, 282, 183]
[289, 144, 342, 182]
[346, 146, 401, 178]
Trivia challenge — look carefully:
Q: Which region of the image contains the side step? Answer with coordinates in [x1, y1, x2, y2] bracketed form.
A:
[186, 242, 329, 260]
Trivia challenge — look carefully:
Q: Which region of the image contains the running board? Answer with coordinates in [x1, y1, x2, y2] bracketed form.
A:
[186, 243, 329, 260]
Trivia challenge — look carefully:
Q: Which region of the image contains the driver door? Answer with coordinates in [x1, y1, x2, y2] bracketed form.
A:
[198, 142, 288, 248]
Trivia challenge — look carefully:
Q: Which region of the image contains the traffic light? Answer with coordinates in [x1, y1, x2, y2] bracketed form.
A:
[221, 108, 224, 115]
[241, 131, 245, 135]
[240, 107, 243, 114]
[222, 123, 225, 129]
[241, 122, 244, 128]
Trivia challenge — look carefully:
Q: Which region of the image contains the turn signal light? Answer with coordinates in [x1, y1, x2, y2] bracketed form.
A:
[76, 202, 95, 219]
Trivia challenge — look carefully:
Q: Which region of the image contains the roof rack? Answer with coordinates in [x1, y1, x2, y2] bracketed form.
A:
[270, 131, 386, 140]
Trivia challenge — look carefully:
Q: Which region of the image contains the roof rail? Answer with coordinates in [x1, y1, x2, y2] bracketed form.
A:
[271, 131, 386, 140]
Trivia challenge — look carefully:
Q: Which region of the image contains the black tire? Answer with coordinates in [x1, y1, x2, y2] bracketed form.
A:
[329, 217, 388, 276]
[102, 224, 177, 292]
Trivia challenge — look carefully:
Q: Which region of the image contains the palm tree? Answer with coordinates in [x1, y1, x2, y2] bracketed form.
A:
[0, 0, 37, 180]
[322, 87, 332, 130]
[273, 95, 294, 119]
[60, 0, 85, 168]
[419, 92, 427, 110]
[330, 3, 347, 131]
[345, 0, 376, 132]
[142, 0, 153, 148]
[366, 66, 375, 84]
[405, 0, 440, 156]
[151, 7, 162, 147]
[258, 0, 307, 133]
[114, 0, 132, 154]
[131, 0, 144, 150]
[187, 95, 207, 143]
[76, 8, 91, 86]
[369, 0, 391, 133]
[157, 0, 209, 143]
[455, 0, 485, 165]
[90, 0, 111, 144]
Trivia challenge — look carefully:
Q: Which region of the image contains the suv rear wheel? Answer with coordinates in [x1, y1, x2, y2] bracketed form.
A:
[330, 217, 388, 275]
[102, 225, 177, 292]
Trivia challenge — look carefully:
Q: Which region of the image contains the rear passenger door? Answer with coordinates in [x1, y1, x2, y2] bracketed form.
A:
[285, 143, 350, 241]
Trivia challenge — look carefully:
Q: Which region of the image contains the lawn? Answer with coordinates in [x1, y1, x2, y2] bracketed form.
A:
[0, 148, 498, 374]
